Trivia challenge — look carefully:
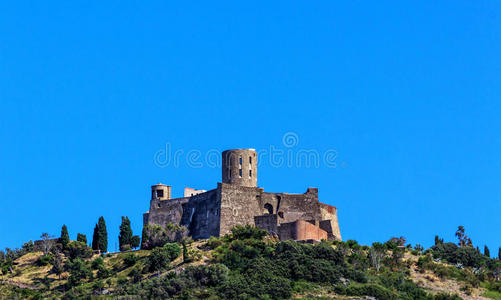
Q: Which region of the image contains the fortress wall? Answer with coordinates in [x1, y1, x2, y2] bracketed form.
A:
[319, 203, 342, 240]
[277, 220, 327, 241]
[277, 222, 295, 240]
[294, 220, 328, 241]
[254, 214, 278, 236]
[179, 189, 220, 239]
[260, 188, 321, 225]
[146, 198, 189, 227]
[219, 183, 262, 235]
[145, 189, 221, 239]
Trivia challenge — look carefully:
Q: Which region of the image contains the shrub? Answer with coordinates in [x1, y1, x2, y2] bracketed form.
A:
[417, 254, 432, 269]
[292, 280, 321, 294]
[128, 267, 142, 283]
[229, 225, 267, 241]
[181, 264, 229, 286]
[163, 243, 181, 260]
[146, 243, 181, 273]
[65, 241, 93, 260]
[66, 259, 92, 287]
[206, 236, 223, 249]
[345, 283, 397, 300]
[346, 240, 359, 248]
[218, 272, 292, 300]
[183, 242, 202, 263]
[117, 276, 128, 285]
[433, 293, 462, 300]
[123, 253, 139, 267]
[76, 233, 87, 244]
[36, 253, 54, 266]
[432, 242, 486, 268]
[487, 282, 501, 293]
[91, 257, 104, 270]
[21, 241, 34, 253]
[97, 265, 112, 279]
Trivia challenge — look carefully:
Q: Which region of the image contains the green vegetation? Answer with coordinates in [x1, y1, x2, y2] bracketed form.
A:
[76, 233, 87, 244]
[119, 216, 141, 251]
[59, 225, 70, 250]
[91, 216, 108, 253]
[141, 222, 188, 249]
[0, 224, 500, 299]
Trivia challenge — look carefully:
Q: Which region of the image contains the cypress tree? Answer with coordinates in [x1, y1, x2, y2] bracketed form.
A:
[119, 216, 133, 251]
[97, 216, 108, 253]
[131, 235, 140, 249]
[77, 233, 87, 244]
[499, 247, 501, 260]
[484, 245, 490, 257]
[92, 224, 99, 251]
[141, 226, 149, 250]
[434, 235, 443, 245]
[60, 225, 70, 249]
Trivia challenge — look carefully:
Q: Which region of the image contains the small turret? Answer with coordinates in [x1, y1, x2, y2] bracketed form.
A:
[151, 183, 171, 200]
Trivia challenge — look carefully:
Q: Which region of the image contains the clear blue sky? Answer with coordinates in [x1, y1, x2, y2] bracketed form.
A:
[1, 2, 500, 252]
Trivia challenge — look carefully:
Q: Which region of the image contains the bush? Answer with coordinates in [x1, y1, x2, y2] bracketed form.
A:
[346, 239, 359, 248]
[76, 233, 87, 244]
[432, 242, 486, 268]
[117, 276, 128, 285]
[97, 265, 112, 279]
[206, 236, 223, 249]
[123, 253, 139, 267]
[21, 241, 34, 253]
[128, 267, 142, 283]
[218, 272, 292, 300]
[487, 282, 501, 293]
[229, 225, 267, 241]
[433, 293, 462, 300]
[183, 243, 202, 263]
[417, 255, 432, 269]
[36, 254, 53, 266]
[146, 243, 181, 273]
[181, 264, 229, 286]
[91, 257, 104, 270]
[65, 241, 93, 260]
[378, 272, 430, 299]
[66, 259, 92, 287]
[345, 283, 397, 300]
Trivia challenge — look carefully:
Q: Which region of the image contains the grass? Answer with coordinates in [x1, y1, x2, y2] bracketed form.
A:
[480, 282, 501, 300]
[483, 289, 501, 300]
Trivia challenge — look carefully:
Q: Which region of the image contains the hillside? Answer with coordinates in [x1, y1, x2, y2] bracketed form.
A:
[1, 226, 500, 299]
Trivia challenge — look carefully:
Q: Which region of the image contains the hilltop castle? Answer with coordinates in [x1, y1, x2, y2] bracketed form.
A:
[143, 149, 341, 242]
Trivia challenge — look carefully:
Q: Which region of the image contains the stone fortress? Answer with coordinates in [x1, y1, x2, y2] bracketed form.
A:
[143, 149, 341, 242]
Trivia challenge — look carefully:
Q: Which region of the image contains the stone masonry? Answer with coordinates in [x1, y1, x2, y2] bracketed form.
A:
[143, 149, 341, 242]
